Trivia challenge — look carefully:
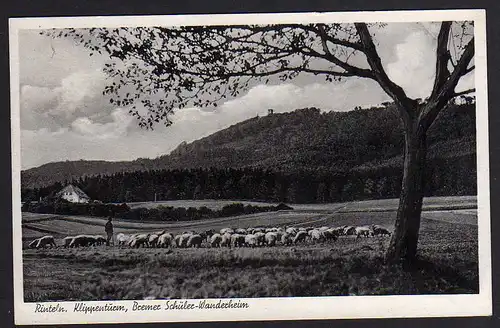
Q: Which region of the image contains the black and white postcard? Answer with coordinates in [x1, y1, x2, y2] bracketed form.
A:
[9, 9, 491, 325]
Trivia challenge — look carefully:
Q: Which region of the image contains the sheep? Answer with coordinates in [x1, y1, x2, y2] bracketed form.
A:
[93, 235, 107, 245]
[220, 227, 234, 235]
[274, 230, 284, 240]
[28, 238, 40, 249]
[210, 233, 222, 248]
[265, 232, 278, 246]
[286, 227, 298, 235]
[129, 233, 150, 248]
[69, 235, 95, 248]
[116, 233, 130, 246]
[323, 229, 338, 242]
[220, 232, 232, 247]
[235, 228, 247, 235]
[281, 232, 293, 246]
[293, 231, 308, 244]
[344, 226, 357, 236]
[253, 227, 265, 233]
[244, 234, 258, 247]
[202, 229, 215, 242]
[157, 233, 174, 248]
[355, 226, 372, 238]
[254, 232, 266, 246]
[332, 227, 345, 236]
[35, 235, 57, 248]
[155, 230, 166, 236]
[231, 234, 246, 248]
[371, 225, 391, 237]
[187, 234, 203, 248]
[173, 233, 192, 248]
[148, 234, 160, 248]
[310, 229, 324, 243]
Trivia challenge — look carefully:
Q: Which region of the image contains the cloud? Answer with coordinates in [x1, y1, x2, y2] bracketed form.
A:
[52, 69, 108, 117]
[19, 30, 107, 88]
[386, 30, 437, 99]
[71, 108, 134, 139]
[20, 69, 115, 131]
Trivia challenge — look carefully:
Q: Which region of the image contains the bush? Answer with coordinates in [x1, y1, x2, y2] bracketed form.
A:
[22, 200, 293, 222]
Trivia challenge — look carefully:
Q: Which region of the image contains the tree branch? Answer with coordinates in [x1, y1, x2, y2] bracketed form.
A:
[430, 22, 452, 100]
[316, 25, 373, 78]
[354, 23, 414, 123]
[419, 37, 475, 129]
[463, 65, 475, 75]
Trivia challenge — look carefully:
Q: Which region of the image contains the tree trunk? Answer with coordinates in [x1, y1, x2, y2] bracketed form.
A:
[385, 124, 427, 265]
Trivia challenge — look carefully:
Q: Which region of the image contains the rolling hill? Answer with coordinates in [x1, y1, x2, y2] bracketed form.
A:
[21, 103, 476, 189]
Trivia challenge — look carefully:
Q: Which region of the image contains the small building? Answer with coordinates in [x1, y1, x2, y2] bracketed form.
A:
[56, 184, 91, 204]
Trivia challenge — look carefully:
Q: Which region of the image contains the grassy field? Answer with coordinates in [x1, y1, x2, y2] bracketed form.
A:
[22, 197, 479, 301]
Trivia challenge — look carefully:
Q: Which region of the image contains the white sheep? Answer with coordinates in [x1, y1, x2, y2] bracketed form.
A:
[28, 238, 40, 249]
[220, 227, 234, 235]
[235, 228, 247, 235]
[148, 234, 159, 248]
[244, 234, 258, 247]
[231, 234, 245, 247]
[129, 233, 150, 248]
[254, 232, 266, 246]
[157, 233, 174, 248]
[220, 232, 232, 247]
[116, 233, 130, 246]
[355, 226, 372, 238]
[265, 232, 278, 246]
[281, 232, 293, 246]
[310, 229, 324, 243]
[69, 235, 95, 247]
[210, 233, 222, 248]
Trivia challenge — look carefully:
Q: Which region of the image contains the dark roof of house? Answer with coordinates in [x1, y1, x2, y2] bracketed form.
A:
[56, 184, 90, 200]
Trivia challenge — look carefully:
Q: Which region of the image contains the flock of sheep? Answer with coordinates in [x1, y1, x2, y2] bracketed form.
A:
[116, 224, 392, 249]
[26, 224, 391, 250]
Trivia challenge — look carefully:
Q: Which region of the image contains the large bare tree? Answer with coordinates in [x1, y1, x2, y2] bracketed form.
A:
[46, 21, 475, 264]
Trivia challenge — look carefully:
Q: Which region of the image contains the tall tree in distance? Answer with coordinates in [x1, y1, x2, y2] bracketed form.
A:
[45, 20, 475, 264]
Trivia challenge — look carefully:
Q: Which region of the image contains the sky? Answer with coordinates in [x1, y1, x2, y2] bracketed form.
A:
[18, 22, 474, 170]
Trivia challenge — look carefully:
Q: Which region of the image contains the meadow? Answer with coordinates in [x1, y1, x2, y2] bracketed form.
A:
[22, 197, 479, 301]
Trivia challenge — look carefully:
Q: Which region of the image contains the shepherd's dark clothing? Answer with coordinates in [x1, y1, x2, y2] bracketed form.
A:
[105, 220, 113, 246]
[105, 221, 113, 233]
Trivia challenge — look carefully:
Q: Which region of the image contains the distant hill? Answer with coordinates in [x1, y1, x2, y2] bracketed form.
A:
[21, 103, 476, 189]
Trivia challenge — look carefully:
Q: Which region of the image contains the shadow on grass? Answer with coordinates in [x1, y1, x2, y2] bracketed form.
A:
[23, 246, 479, 302]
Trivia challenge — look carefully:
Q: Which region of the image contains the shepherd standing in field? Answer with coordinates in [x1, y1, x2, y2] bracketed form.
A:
[105, 216, 114, 246]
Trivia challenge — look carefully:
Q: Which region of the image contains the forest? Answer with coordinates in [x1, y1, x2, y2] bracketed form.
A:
[21, 102, 476, 204]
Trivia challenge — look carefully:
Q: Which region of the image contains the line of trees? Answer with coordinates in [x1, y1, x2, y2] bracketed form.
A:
[21, 199, 293, 222]
[22, 152, 476, 205]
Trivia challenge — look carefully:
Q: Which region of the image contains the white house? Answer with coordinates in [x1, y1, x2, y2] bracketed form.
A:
[56, 184, 91, 204]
